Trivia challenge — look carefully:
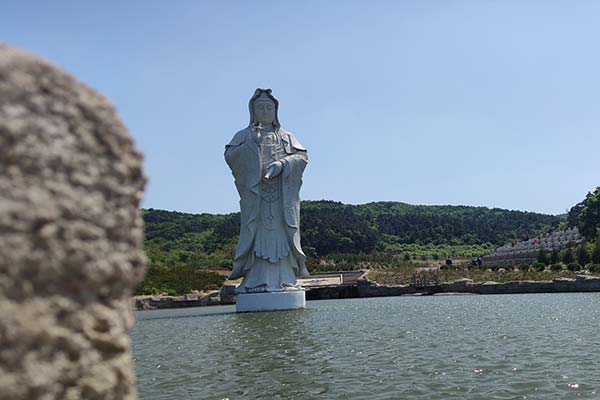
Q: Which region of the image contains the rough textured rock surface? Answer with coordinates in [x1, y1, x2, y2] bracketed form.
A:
[219, 284, 237, 305]
[0, 45, 146, 400]
[134, 291, 224, 310]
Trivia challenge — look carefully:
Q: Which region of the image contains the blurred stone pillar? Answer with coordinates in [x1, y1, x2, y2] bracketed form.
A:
[0, 45, 146, 400]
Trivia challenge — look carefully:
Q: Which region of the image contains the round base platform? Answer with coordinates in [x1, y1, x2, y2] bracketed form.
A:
[236, 291, 306, 313]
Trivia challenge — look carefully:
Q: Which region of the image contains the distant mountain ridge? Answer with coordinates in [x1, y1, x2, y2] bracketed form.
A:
[143, 200, 561, 262]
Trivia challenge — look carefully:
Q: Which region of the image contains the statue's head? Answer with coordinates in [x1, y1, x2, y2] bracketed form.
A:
[248, 88, 280, 129]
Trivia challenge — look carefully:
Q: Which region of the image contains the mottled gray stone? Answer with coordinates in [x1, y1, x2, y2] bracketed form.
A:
[440, 278, 474, 293]
[219, 284, 237, 305]
[356, 280, 417, 297]
[0, 45, 146, 400]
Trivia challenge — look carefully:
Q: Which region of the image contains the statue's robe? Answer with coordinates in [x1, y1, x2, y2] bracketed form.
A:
[225, 127, 309, 283]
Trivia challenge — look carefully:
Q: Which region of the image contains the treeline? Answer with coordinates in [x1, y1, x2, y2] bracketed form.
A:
[141, 201, 561, 269]
[533, 238, 600, 272]
[137, 190, 600, 295]
[302, 201, 560, 255]
[305, 244, 495, 274]
[543, 186, 600, 273]
[568, 187, 600, 239]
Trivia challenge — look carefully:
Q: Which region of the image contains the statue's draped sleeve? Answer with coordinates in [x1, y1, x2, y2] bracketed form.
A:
[280, 130, 309, 277]
[225, 128, 309, 279]
[225, 128, 260, 279]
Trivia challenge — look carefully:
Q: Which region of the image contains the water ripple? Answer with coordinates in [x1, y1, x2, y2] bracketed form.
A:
[131, 294, 600, 399]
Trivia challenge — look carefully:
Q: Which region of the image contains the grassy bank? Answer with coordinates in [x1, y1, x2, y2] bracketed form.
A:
[368, 267, 592, 286]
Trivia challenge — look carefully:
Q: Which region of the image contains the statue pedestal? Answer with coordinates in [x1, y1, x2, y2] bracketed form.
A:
[236, 290, 306, 313]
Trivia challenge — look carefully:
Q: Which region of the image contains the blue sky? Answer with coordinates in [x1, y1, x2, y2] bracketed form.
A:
[3, 1, 599, 215]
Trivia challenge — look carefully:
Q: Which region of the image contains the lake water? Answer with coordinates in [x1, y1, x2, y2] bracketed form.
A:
[131, 294, 600, 399]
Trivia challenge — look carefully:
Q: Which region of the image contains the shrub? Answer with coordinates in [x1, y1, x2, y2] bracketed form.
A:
[549, 263, 564, 272]
[140, 287, 161, 295]
[567, 262, 582, 272]
[587, 264, 600, 274]
[531, 261, 546, 272]
[136, 264, 227, 295]
[537, 250, 550, 266]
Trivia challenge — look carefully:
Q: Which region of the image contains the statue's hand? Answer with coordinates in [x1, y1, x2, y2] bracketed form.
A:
[251, 129, 261, 144]
[264, 161, 283, 179]
[251, 122, 263, 144]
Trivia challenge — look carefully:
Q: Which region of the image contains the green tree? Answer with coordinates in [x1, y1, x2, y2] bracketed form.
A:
[537, 250, 550, 266]
[576, 245, 590, 266]
[568, 201, 586, 227]
[578, 187, 600, 240]
[592, 238, 600, 264]
[550, 250, 560, 265]
[562, 248, 575, 264]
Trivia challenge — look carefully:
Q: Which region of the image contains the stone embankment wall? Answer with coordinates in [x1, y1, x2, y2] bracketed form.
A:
[135, 285, 236, 310]
[0, 45, 146, 400]
[356, 275, 600, 297]
[133, 275, 600, 310]
[438, 275, 600, 295]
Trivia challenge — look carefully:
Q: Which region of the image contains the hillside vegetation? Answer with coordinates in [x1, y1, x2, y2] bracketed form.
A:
[142, 200, 560, 271]
[138, 190, 600, 295]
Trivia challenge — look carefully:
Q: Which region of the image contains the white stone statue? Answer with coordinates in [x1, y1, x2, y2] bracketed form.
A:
[225, 88, 309, 296]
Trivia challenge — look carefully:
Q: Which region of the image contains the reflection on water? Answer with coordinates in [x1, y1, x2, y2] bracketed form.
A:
[132, 294, 600, 399]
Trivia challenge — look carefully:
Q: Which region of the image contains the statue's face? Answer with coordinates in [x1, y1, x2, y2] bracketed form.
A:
[253, 99, 275, 125]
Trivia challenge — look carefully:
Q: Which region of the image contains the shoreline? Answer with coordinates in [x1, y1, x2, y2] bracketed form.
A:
[133, 274, 600, 310]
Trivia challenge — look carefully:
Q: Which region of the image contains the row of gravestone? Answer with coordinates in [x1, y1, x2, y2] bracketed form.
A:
[488, 227, 583, 257]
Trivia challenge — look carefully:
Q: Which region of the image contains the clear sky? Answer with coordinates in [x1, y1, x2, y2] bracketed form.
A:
[3, 1, 599, 215]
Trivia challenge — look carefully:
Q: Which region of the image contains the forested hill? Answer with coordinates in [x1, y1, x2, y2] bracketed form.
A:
[301, 201, 561, 254]
[143, 201, 561, 266]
